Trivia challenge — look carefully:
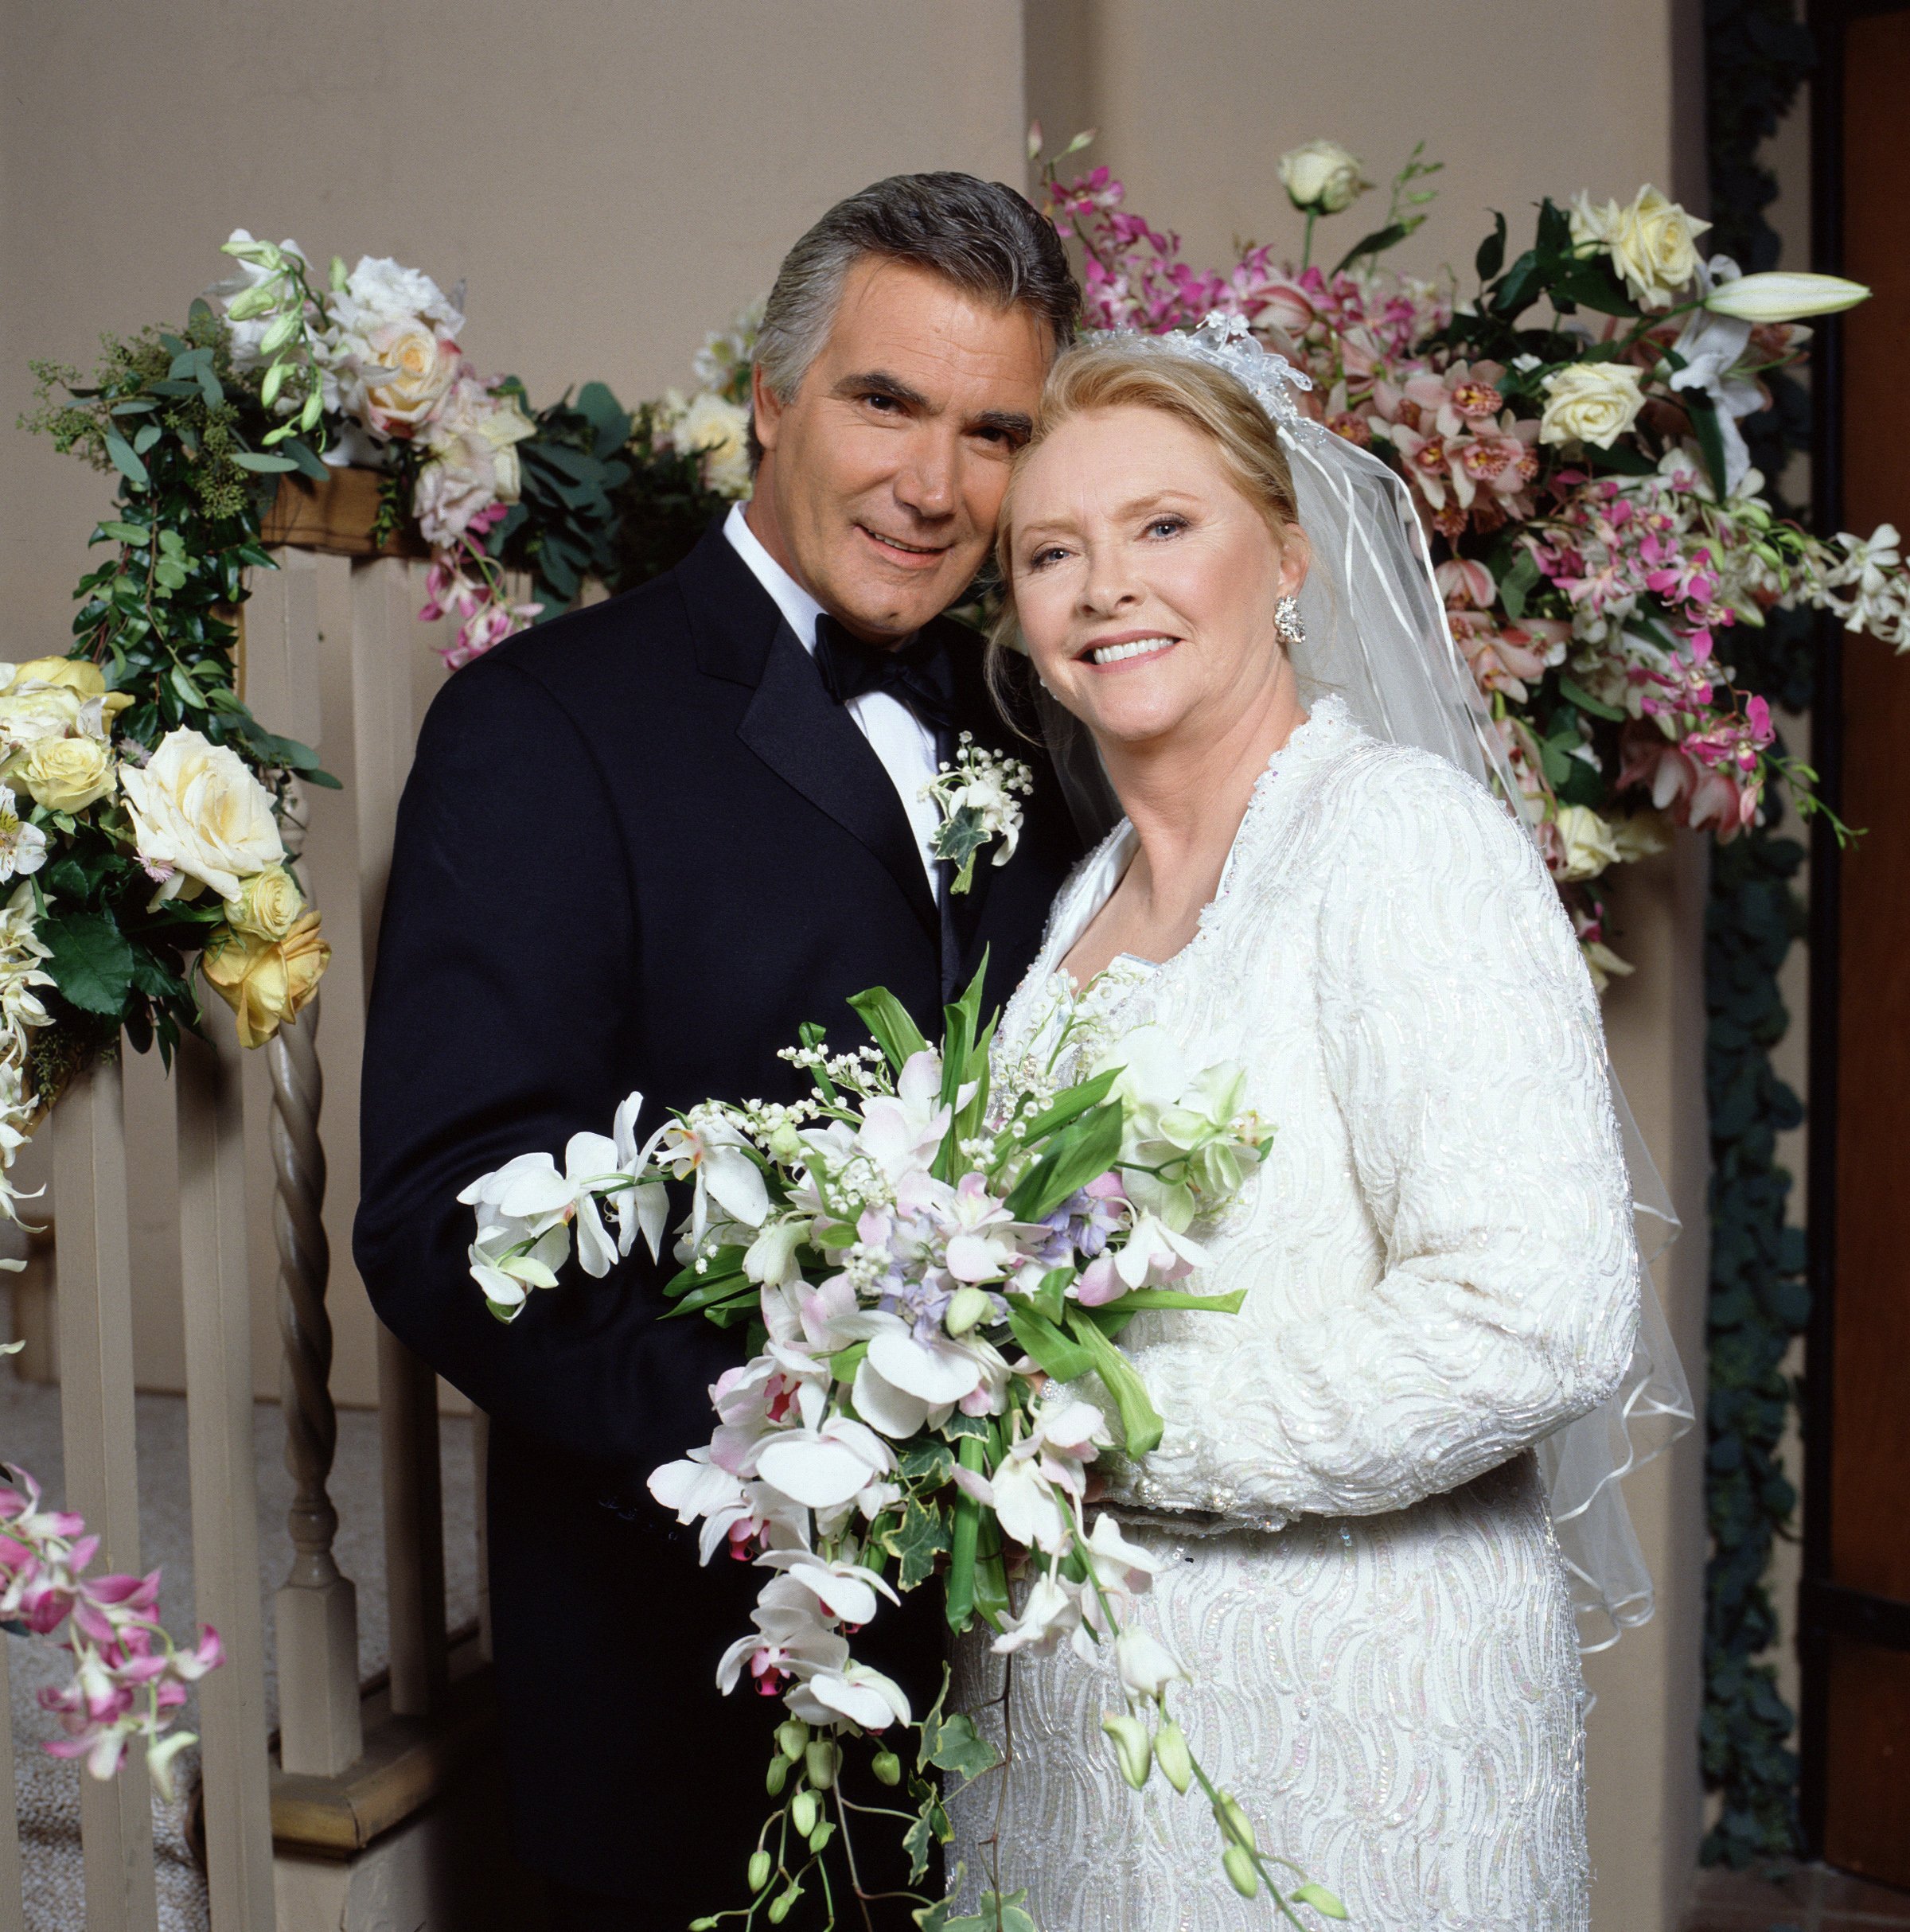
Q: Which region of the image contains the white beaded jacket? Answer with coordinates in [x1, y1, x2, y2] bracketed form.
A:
[1000, 692, 1643, 1532]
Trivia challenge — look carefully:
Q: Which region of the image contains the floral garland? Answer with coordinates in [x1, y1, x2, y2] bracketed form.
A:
[1030, 133, 1901, 985]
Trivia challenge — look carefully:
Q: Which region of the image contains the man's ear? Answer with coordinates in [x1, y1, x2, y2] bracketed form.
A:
[750, 362, 783, 456]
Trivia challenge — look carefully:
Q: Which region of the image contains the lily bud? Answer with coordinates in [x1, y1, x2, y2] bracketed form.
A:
[747, 1851, 772, 1893]
[259, 310, 302, 357]
[298, 388, 323, 432]
[945, 1285, 993, 1336]
[1214, 1792, 1257, 1851]
[1222, 1843, 1260, 1899]
[1703, 271, 1869, 322]
[775, 1720, 809, 1762]
[1154, 1717, 1194, 1794]
[691, 1920, 719, 1930]
[260, 361, 288, 411]
[223, 282, 279, 322]
[329, 255, 349, 293]
[871, 1750, 902, 1786]
[805, 1739, 838, 1790]
[1292, 1881, 1350, 1920]
[1101, 1712, 1152, 1790]
[789, 1790, 818, 1838]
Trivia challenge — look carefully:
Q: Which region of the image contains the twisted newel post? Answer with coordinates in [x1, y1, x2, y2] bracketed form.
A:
[271, 991, 364, 1775]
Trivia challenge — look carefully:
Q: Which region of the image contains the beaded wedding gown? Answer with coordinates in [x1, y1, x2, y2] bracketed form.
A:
[949, 696, 1641, 1930]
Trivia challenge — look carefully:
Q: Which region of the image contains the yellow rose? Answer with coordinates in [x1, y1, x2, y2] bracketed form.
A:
[1608, 810, 1671, 864]
[226, 862, 306, 941]
[1539, 362, 1647, 450]
[119, 727, 284, 902]
[1572, 185, 1708, 310]
[201, 912, 329, 1049]
[18, 734, 115, 814]
[1553, 804, 1624, 882]
[0, 660, 133, 732]
[0, 685, 84, 751]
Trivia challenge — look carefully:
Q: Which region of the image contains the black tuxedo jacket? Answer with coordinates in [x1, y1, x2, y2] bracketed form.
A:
[353, 520, 1084, 1906]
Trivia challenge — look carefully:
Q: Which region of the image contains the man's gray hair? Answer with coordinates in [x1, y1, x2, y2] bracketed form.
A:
[750, 172, 1079, 452]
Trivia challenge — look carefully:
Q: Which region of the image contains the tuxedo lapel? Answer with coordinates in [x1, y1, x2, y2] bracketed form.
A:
[739, 626, 939, 945]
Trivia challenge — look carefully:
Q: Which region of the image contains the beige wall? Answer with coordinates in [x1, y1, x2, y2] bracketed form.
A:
[2, 2, 1713, 1925]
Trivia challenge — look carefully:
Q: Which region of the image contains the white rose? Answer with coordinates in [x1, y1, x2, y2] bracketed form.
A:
[675, 391, 753, 499]
[1553, 804, 1624, 882]
[332, 255, 464, 337]
[1538, 362, 1647, 450]
[1278, 140, 1370, 216]
[119, 728, 285, 902]
[1573, 185, 1707, 310]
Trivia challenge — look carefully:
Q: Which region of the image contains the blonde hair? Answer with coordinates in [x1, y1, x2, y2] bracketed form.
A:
[987, 341, 1304, 697]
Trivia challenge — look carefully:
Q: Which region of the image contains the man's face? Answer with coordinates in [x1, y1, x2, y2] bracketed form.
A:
[750, 256, 1051, 642]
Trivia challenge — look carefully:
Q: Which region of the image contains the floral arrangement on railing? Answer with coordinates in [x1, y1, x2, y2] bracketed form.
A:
[462, 968, 1346, 1930]
[0, 1420, 220, 1797]
[1029, 130, 1900, 979]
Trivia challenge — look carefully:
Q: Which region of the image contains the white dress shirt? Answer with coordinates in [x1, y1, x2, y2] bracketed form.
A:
[723, 503, 942, 890]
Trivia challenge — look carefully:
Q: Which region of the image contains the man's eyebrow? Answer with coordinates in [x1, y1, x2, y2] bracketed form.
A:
[832, 368, 929, 410]
[969, 407, 1034, 441]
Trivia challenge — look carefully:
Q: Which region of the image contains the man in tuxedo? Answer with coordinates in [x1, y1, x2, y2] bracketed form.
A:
[353, 174, 1084, 1928]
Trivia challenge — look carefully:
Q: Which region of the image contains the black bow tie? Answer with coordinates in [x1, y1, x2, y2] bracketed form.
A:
[813, 615, 958, 735]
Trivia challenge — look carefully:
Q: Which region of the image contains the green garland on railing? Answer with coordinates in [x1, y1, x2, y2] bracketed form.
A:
[1700, 0, 1818, 1865]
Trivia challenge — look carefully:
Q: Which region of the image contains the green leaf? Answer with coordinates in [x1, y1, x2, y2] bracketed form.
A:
[848, 985, 929, 1071]
[919, 1704, 1000, 1783]
[230, 451, 299, 473]
[1003, 1100, 1124, 1222]
[1331, 221, 1409, 276]
[1680, 384, 1731, 500]
[905, 1797, 953, 1892]
[102, 432, 149, 490]
[1005, 1302, 1094, 1382]
[887, 1498, 951, 1590]
[1065, 1307, 1164, 1454]
[1091, 1285, 1247, 1315]
[41, 910, 136, 1017]
[1499, 547, 1541, 621]
[280, 438, 329, 481]
[944, 1435, 985, 1632]
[97, 522, 150, 547]
[1558, 675, 1627, 722]
[1475, 211, 1507, 285]
[1010, 1066, 1119, 1149]
[131, 423, 162, 455]
[897, 1439, 955, 1485]
[1492, 249, 1544, 317]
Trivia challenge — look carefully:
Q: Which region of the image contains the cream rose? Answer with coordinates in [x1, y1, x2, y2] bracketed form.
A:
[348, 317, 462, 438]
[413, 377, 536, 544]
[1278, 140, 1370, 216]
[1553, 804, 1624, 882]
[1538, 362, 1647, 450]
[201, 912, 329, 1049]
[0, 685, 84, 752]
[1572, 185, 1707, 310]
[675, 391, 753, 499]
[226, 862, 306, 942]
[18, 734, 115, 814]
[119, 728, 285, 902]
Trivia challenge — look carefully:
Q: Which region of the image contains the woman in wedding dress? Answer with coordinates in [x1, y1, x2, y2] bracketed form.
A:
[949, 333, 1643, 1930]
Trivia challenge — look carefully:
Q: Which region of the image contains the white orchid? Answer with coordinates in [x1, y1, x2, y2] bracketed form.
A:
[753, 1383, 895, 1510]
[990, 1570, 1086, 1657]
[789, 1658, 912, 1731]
[657, 1106, 770, 1245]
[857, 1050, 953, 1178]
[1115, 1625, 1190, 1702]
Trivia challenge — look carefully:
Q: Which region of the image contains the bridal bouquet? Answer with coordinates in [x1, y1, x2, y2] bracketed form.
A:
[462, 964, 1346, 1930]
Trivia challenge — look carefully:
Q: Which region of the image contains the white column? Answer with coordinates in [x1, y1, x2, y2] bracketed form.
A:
[53, 1058, 158, 1932]
[176, 1021, 274, 1929]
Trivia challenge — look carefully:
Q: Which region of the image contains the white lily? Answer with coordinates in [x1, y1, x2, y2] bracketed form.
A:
[790, 1659, 913, 1731]
[1703, 269, 1868, 322]
[990, 1570, 1085, 1657]
[754, 1382, 895, 1509]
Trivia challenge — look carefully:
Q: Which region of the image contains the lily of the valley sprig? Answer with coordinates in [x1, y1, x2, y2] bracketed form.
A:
[457, 964, 1347, 1930]
[924, 734, 1034, 894]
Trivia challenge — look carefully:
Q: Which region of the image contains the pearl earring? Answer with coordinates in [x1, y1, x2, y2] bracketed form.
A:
[1274, 595, 1305, 647]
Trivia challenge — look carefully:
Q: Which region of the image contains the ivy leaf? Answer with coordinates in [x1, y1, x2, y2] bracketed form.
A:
[904, 1786, 953, 1888]
[887, 1498, 951, 1591]
[41, 910, 137, 1017]
[896, 1439, 955, 1485]
[919, 1705, 1000, 1783]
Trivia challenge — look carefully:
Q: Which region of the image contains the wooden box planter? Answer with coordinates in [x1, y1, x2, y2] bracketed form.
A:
[260, 465, 428, 560]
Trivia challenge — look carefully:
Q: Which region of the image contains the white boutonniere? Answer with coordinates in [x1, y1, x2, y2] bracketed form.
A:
[922, 733, 1033, 894]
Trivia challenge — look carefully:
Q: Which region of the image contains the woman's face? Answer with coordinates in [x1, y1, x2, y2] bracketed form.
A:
[1006, 404, 1307, 753]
